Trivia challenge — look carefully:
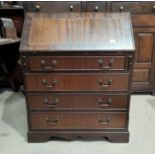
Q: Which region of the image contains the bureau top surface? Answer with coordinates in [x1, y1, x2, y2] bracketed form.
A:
[20, 12, 135, 52]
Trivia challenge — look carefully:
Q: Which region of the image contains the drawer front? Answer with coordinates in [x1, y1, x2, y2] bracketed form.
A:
[23, 2, 81, 12]
[28, 56, 126, 71]
[27, 93, 128, 110]
[30, 112, 127, 129]
[25, 73, 129, 91]
[86, 2, 106, 12]
[112, 2, 155, 13]
[131, 14, 155, 27]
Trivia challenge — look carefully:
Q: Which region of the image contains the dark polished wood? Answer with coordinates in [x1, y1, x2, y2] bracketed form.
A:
[20, 12, 134, 143]
[21, 1, 155, 94]
[30, 112, 127, 130]
[25, 73, 129, 91]
[109, 1, 155, 94]
[22, 2, 81, 13]
[28, 55, 126, 71]
[132, 14, 155, 27]
[20, 13, 135, 52]
[85, 2, 107, 12]
[111, 2, 155, 13]
[27, 93, 128, 111]
[28, 131, 129, 143]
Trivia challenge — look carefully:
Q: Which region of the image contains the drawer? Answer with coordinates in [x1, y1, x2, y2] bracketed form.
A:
[25, 73, 129, 91]
[131, 14, 155, 27]
[30, 112, 127, 130]
[27, 56, 126, 72]
[27, 93, 128, 110]
[112, 2, 155, 14]
[86, 2, 106, 12]
[22, 2, 81, 12]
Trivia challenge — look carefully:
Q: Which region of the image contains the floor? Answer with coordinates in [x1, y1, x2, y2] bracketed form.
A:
[0, 90, 155, 154]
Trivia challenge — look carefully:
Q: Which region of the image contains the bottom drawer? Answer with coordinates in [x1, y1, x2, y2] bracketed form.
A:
[30, 112, 127, 130]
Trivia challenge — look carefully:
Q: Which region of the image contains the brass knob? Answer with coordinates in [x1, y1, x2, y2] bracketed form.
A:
[42, 78, 47, 84]
[98, 98, 112, 107]
[41, 59, 46, 65]
[153, 5, 155, 10]
[35, 5, 40, 11]
[52, 79, 57, 85]
[97, 115, 111, 125]
[44, 98, 49, 104]
[69, 5, 73, 11]
[94, 6, 99, 12]
[98, 59, 103, 66]
[44, 98, 59, 108]
[120, 6, 124, 11]
[46, 116, 59, 124]
[98, 79, 113, 88]
[52, 59, 57, 65]
[42, 79, 57, 88]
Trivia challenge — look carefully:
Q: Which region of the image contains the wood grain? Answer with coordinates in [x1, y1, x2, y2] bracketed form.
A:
[23, 2, 81, 13]
[137, 33, 153, 63]
[27, 93, 128, 110]
[111, 2, 155, 13]
[25, 73, 129, 91]
[133, 69, 149, 82]
[85, 2, 106, 12]
[20, 12, 135, 52]
[20, 12, 133, 142]
[30, 112, 127, 129]
[28, 55, 126, 71]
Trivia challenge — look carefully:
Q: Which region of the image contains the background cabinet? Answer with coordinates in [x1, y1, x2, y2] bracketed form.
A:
[22, 1, 155, 94]
[85, 2, 107, 12]
[132, 31, 154, 92]
[109, 1, 155, 94]
[22, 2, 81, 12]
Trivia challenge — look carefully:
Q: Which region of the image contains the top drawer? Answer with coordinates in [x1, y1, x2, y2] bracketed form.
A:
[86, 2, 106, 12]
[22, 2, 81, 12]
[26, 55, 127, 72]
[112, 2, 155, 14]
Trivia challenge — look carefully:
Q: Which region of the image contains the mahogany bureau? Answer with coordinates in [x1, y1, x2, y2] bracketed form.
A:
[20, 12, 135, 143]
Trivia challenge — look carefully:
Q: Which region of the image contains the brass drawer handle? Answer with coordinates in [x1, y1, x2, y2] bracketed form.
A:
[98, 58, 114, 69]
[119, 6, 124, 11]
[44, 98, 59, 108]
[69, 5, 74, 11]
[40, 59, 57, 70]
[98, 98, 112, 107]
[42, 79, 57, 88]
[97, 115, 111, 125]
[153, 5, 155, 10]
[46, 115, 59, 125]
[35, 5, 40, 11]
[98, 79, 113, 88]
[94, 6, 99, 12]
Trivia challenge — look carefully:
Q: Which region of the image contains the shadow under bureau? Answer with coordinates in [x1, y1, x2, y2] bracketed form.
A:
[20, 12, 135, 143]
